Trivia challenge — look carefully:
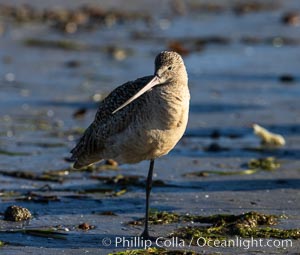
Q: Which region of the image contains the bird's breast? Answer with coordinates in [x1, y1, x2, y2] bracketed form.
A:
[149, 85, 190, 129]
[132, 85, 190, 159]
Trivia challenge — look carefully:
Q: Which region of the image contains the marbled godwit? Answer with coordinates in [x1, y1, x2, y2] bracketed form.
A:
[71, 51, 190, 238]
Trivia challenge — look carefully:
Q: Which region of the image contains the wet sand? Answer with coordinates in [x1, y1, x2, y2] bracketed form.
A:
[0, 0, 300, 254]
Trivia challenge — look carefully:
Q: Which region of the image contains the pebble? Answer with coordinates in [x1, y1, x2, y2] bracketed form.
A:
[78, 222, 94, 230]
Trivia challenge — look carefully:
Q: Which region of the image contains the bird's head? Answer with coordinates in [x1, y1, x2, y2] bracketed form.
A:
[154, 51, 187, 84]
[112, 51, 187, 114]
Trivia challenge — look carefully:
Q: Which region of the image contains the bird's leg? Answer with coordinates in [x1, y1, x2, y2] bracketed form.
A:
[141, 159, 155, 240]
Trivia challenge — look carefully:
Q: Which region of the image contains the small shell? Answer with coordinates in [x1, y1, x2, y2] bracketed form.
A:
[253, 124, 285, 146]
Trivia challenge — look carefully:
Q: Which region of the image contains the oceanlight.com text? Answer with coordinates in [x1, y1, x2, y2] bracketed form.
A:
[101, 236, 293, 250]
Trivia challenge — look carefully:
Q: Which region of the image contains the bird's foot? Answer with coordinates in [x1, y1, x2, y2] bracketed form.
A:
[140, 230, 156, 241]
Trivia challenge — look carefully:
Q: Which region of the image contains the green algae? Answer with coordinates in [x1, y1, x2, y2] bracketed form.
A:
[24, 38, 88, 51]
[172, 211, 277, 244]
[108, 247, 201, 255]
[128, 211, 299, 246]
[0, 149, 31, 156]
[184, 157, 280, 178]
[0, 170, 63, 182]
[20, 229, 67, 239]
[92, 174, 167, 188]
[184, 169, 258, 177]
[183, 211, 277, 225]
[130, 210, 275, 226]
[128, 210, 180, 226]
[247, 157, 280, 170]
[2, 190, 62, 203]
[113, 188, 127, 197]
[15, 192, 60, 203]
[148, 210, 181, 225]
[0, 191, 22, 198]
[174, 223, 300, 246]
[1, 162, 121, 186]
[171, 211, 300, 245]
[1, 229, 68, 239]
[24, 39, 131, 56]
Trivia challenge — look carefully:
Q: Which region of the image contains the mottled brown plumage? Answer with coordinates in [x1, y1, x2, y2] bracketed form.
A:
[70, 76, 155, 168]
[71, 51, 189, 168]
[70, 51, 190, 238]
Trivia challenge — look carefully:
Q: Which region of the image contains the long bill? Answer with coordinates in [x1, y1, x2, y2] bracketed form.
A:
[112, 76, 160, 114]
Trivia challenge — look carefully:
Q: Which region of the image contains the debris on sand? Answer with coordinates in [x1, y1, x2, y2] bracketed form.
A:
[78, 222, 95, 231]
[97, 211, 117, 216]
[65, 60, 81, 68]
[128, 210, 300, 245]
[0, 149, 30, 156]
[233, 2, 278, 15]
[15, 192, 60, 203]
[281, 12, 300, 26]
[4, 205, 32, 221]
[173, 211, 300, 245]
[204, 142, 229, 152]
[128, 210, 180, 226]
[240, 36, 300, 46]
[0, 170, 63, 182]
[148, 210, 180, 225]
[183, 168, 259, 178]
[253, 124, 285, 146]
[15, 228, 67, 239]
[168, 41, 190, 56]
[247, 157, 280, 171]
[279, 74, 295, 83]
[0, 4, 151, 33]
[72, 108, 87, 119]
[24, 38, 89, 51]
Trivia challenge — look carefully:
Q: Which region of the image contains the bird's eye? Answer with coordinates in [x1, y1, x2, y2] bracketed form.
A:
[168, 66, 172, 70]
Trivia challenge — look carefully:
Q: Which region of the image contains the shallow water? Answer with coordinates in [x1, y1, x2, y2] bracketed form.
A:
[0, 0, 300, 254]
